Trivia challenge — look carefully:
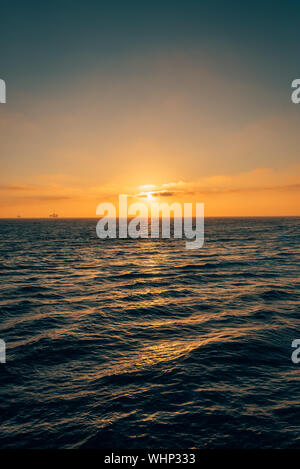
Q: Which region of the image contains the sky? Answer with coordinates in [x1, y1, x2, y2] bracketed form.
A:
[0, 0, 300, 217]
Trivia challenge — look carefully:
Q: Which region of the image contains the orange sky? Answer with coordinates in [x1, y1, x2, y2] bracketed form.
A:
[1, 36, 300, 217]
[1, 165, 299, 218]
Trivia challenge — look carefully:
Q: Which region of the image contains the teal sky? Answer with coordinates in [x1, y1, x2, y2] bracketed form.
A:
[2, 0, 300, 93]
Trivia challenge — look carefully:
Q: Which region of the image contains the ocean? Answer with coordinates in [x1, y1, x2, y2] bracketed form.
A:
[0, 217, 299, 449]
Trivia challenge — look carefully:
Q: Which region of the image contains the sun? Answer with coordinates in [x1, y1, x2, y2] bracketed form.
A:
[147, 193, 153, 201]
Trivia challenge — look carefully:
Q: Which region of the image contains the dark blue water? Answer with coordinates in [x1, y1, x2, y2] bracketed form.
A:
[0, 218, 299, 449]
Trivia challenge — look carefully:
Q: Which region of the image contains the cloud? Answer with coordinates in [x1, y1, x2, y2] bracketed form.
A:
[97, 166, 300, 201]
[0, 184, 41, 192]
[138, 184, 157, 191]
[1, 165, 299, 217]
[162, 181, 186, 189]
[154, 166, 300, 196]
[136, 190, 176, 198]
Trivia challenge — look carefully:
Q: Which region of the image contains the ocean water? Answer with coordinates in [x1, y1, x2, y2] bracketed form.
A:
[0, 217, 299, 449]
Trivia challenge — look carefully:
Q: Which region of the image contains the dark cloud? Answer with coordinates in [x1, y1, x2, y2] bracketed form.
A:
[193, 184, 300, 195]
[0, 184, 40, 192]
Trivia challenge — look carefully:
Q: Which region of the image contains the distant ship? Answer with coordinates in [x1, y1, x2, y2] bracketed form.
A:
[49, 212, 58, 218]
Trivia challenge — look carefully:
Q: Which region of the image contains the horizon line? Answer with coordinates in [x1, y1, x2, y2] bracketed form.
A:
[1, 215, 300, 220]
